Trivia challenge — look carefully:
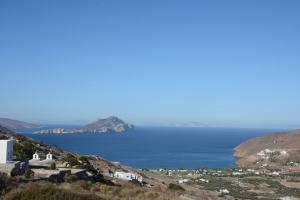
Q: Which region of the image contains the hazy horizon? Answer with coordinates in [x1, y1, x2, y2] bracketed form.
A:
[1, 0, 300, 129]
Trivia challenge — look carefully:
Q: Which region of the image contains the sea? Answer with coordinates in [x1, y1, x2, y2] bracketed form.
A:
[17, 126, 280, 169]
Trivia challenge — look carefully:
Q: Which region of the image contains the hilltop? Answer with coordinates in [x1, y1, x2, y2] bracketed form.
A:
[34, 116, 134, 134]
[0, 118, 41, 130]
[235, 129, 300, 168]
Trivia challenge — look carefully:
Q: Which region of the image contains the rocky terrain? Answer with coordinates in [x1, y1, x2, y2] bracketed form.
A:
[235, 129, 300, 168]
[0, 118, 41, 130]
[34, 116, 134, 134]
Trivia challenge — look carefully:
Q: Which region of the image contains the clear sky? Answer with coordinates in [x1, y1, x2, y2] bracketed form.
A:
[0, 0, 299, 128]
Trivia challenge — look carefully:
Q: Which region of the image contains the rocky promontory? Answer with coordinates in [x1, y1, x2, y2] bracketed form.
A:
[34, 116, 134, 134]
[235, 129, 300, 168]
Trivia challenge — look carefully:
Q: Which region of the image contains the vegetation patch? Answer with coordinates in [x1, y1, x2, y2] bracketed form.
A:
[168, 183, 185, 192]
[13, 140, 36, 161]
[5, 183, 103, 200]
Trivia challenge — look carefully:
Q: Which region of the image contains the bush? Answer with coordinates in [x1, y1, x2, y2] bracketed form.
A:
[64, 174, 78, 183]
[50, 162, 56, 170]
[78, 156, 106, 183]
[10, 168, 18, 177]
[0, 172, 9, 194]
[168, 183, 185, 192]
[14, 141, 36, 161]
[63, 154, 80, 167]
[24, 169, 34, 179]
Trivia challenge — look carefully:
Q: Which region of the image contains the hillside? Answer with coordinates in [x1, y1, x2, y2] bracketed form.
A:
[0, 126, 219, 200]
[34, 116, 134, 134]
[0, 118, 41, 130]
[235, 129, 300, 167]
[3, 127, 300, 199]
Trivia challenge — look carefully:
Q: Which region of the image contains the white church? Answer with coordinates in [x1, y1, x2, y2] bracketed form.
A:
[29, 152, 55, 168]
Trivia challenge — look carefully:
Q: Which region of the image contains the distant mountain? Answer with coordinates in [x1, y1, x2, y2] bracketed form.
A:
[235, 129, 300, 168]
[174, 122, 206, 128]
[0, 118, 41, 130]
[34, 116, 134, 134]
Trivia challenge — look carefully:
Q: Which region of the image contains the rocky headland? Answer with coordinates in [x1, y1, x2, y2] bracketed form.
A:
[34, 116, 134, 134]
[235, 129, 300, 168]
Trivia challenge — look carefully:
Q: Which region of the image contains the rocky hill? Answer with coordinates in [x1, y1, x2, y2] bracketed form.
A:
[34, 116, 134, 134]
[81, 116, 134, 133]
[235, 129, 300, 167]
[0, 117, 41, 130]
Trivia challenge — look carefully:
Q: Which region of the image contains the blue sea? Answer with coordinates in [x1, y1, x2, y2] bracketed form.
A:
[18, 127, 278, 169]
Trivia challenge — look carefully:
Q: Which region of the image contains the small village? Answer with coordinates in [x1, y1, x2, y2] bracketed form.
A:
[141, 163, 300, 199]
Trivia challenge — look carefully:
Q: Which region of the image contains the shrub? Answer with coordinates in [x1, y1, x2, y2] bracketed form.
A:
[63, 154, 80, 167]
[0, 172, 9, 194]
[24, 169, 34, 179]
[168, 183, 185, 192]
[77, 156, 106, 183]
[13, 141, 36, 161]
[130, 179, 142, 186]
[50, 162, 56, 170]
[64, 174, 78, 183]
[10, 168, 18, 177]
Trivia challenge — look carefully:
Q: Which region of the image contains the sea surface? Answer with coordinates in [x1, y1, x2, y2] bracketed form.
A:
[18, 127, 279, 169]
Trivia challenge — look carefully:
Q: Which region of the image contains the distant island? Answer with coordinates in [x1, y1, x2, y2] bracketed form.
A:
[0, 117, 42, 130]
[34, 116, 134, 134]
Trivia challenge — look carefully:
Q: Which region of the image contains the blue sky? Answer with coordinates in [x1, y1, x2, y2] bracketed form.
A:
[0, 0, 299, 128]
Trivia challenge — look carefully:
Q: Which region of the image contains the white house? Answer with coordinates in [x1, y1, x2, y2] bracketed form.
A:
[178, 179, 189, 184]
[0, 140, 14, 164]
[219, 189, 230, 194]
[114, 171, 143, 182]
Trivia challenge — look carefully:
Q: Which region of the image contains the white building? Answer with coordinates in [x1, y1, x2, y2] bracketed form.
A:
[29, 152, 55, 168]
[178, 179, 189, 184]
[219, 189, 230, 194]
[114, 171, 143, 182]
[0, 140, 14, 164]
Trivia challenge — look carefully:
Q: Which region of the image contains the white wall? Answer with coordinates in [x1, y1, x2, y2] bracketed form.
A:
[0, 140, 13, 163]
